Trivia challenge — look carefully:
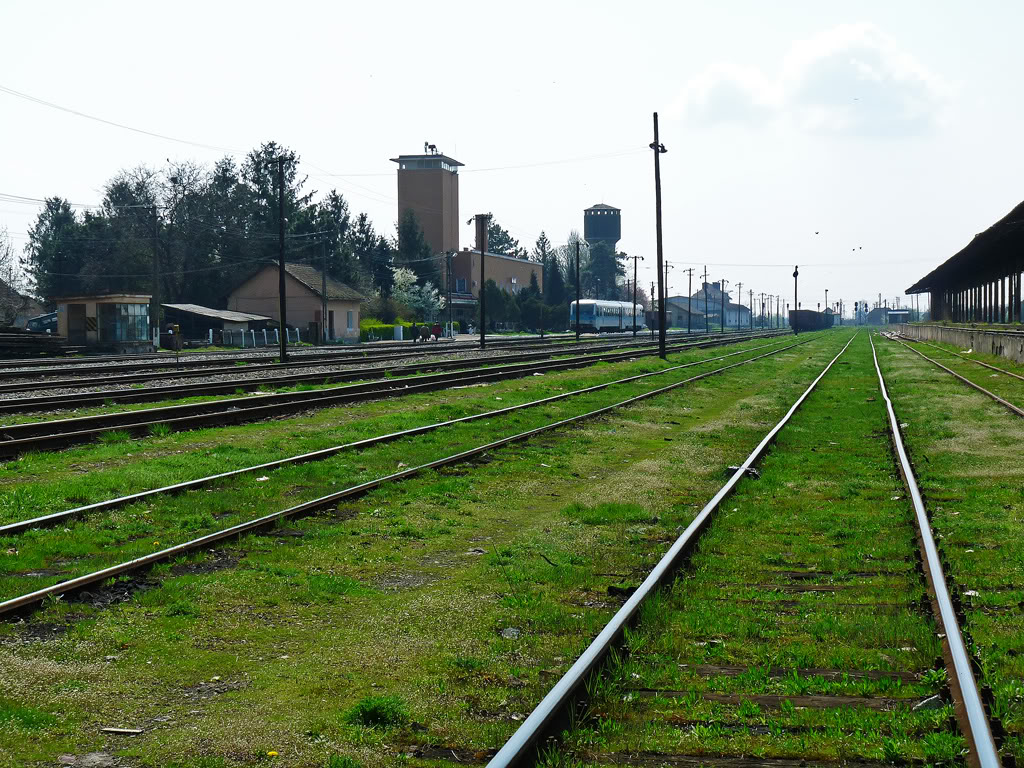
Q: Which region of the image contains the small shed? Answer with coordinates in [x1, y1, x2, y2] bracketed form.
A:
[54, 294, 152, 353]
[162, 304, 272, 337]
[887, 309, 910, 324]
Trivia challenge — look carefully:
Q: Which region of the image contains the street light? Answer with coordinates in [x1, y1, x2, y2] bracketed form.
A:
[792, 265, 799, 335]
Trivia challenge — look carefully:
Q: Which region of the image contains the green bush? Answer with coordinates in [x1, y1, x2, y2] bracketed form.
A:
[342, 695, 409, 728]
[359, 319, 416, 342]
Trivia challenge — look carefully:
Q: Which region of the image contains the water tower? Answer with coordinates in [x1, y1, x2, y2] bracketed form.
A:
[583, 203, 621, 250]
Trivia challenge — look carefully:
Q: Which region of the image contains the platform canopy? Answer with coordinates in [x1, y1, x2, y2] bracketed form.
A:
[906, 199, 1024, 295]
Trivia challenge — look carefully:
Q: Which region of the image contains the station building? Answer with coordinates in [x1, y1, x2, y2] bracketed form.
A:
[53, 294, 152, 353]
[228, 263, 364, 343]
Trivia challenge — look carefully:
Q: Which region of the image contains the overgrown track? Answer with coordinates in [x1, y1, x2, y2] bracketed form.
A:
[0, 331, 777, 405]
[0, 331, 691, 379]
[0, 334, 570, 374]
[885, 332, 1024, 418]
[0, 338, 804, 536]
[0, 332, 664, 384]
[0, 333, 810, 617]
[0, 331, 788, 456]
[892, 335, 1024, 383]
[486, 331, 1003, 768]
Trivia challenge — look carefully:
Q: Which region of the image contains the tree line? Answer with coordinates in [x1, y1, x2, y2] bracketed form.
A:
[20, 140, 649, 329]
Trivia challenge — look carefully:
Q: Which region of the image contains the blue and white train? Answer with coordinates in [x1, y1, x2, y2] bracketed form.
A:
[568, 300, 646, 333]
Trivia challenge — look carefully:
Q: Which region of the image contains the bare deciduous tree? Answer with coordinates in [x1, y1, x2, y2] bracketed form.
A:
[0, 227, 34, 326]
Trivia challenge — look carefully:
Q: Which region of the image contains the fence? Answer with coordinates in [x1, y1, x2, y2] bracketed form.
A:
[217, 327, 303, 348]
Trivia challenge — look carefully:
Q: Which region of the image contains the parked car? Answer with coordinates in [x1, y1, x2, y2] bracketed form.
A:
[25, 311, 57, 334]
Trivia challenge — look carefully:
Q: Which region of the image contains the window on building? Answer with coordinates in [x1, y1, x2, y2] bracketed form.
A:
[98, 302, 149, 342]
[456, 278, 467, 293]
[347, 310, 353, 331]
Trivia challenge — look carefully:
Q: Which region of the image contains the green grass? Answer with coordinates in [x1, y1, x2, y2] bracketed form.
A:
[553, 331, 960, 764]
[877, 333, 1024, 760]
[343, 696, 410, 728]
[0, 331, 845, 768]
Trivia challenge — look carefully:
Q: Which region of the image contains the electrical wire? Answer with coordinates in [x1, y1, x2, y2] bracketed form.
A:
[0, 84, 241, 155]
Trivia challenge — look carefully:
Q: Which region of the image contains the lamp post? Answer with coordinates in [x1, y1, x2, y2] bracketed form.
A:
[650, 112, 668, 359]
[792, 265, 799, 335]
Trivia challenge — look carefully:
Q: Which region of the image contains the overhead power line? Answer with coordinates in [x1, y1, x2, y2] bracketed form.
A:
[0, 84, 241, 154]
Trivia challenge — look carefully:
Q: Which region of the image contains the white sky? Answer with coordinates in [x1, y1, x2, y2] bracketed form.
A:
[2, 0, 1022, 312]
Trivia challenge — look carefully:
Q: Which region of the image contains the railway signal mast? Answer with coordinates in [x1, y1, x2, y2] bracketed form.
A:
[650, 112, 668, 359]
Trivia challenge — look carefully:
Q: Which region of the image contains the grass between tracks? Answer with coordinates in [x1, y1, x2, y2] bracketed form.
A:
[547, 331, 960, 766]
[877, 335, 1024, 761]
[895, 334, 1024, 410]
[0, 332, 843, 768]
[0, 335, 798, 590]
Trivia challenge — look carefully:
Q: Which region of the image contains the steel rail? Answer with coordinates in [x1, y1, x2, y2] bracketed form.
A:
[0, 330, 705, 377]
[485, 333, 857, 768]
[0, 335, 819, 617]
[884, 334, 1024, 418]
[0, 339, 805, 536]
[0, 334, 788, 456]
[0, 332, 771, 405]
[0, 334, 658, 386]
[0, 334, 572, 373]
[892, 334, 1024, 383]
[870, 334, 1001, 768]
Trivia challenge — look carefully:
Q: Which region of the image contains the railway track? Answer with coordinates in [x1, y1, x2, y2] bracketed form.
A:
[484, 331, 1004, 768]
[0, 331, 766, 402]
[0, 333, 813, 617]
[0, 331, 677, 379]
[0, 337, 804, 536]
[886, 332, 1023, 417]
[0, 331, 788, 456]
[0, 333, 566, 372]
[0, 333, 630, 383]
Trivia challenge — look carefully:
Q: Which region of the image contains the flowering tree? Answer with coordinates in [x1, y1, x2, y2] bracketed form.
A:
[391, 266, 445, 322]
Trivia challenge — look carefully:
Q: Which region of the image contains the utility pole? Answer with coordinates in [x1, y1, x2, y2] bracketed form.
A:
[473, 214, 489, 349]
[650, 112, 668, 359]
[277, 157, 288, 362]
[575, 239, 581, 341]
[629, 255, 644, 337]
[720, 278, 729, 333]
[734, 281, 743, 333]
[447, 251, 454, 338]
[702, 265, 709, 333]
[749, 289, 754, 330]
[792, 265, 799, 335]
[684, 268, 694, 334]
[151, 205, 161, 347]
[321, 239, 328, 344]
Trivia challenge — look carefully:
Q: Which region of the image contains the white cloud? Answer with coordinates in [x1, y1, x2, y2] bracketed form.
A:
[678, 24, 949, 137]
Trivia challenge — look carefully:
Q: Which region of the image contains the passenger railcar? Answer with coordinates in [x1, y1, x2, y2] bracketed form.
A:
[569, 300, 645, 333]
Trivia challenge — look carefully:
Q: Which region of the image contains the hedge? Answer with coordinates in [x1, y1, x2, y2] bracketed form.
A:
[359, 320, 459, 342]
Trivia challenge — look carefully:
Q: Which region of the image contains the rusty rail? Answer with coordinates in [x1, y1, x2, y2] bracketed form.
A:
[485, 333, 856, 768]
[871, 333, 1001, 768]
[0, 336, 814, 617]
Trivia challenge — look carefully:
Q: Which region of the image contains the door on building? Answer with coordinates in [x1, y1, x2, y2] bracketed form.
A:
[328, 310, 335, 340]
[67, 304, 87, 344]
